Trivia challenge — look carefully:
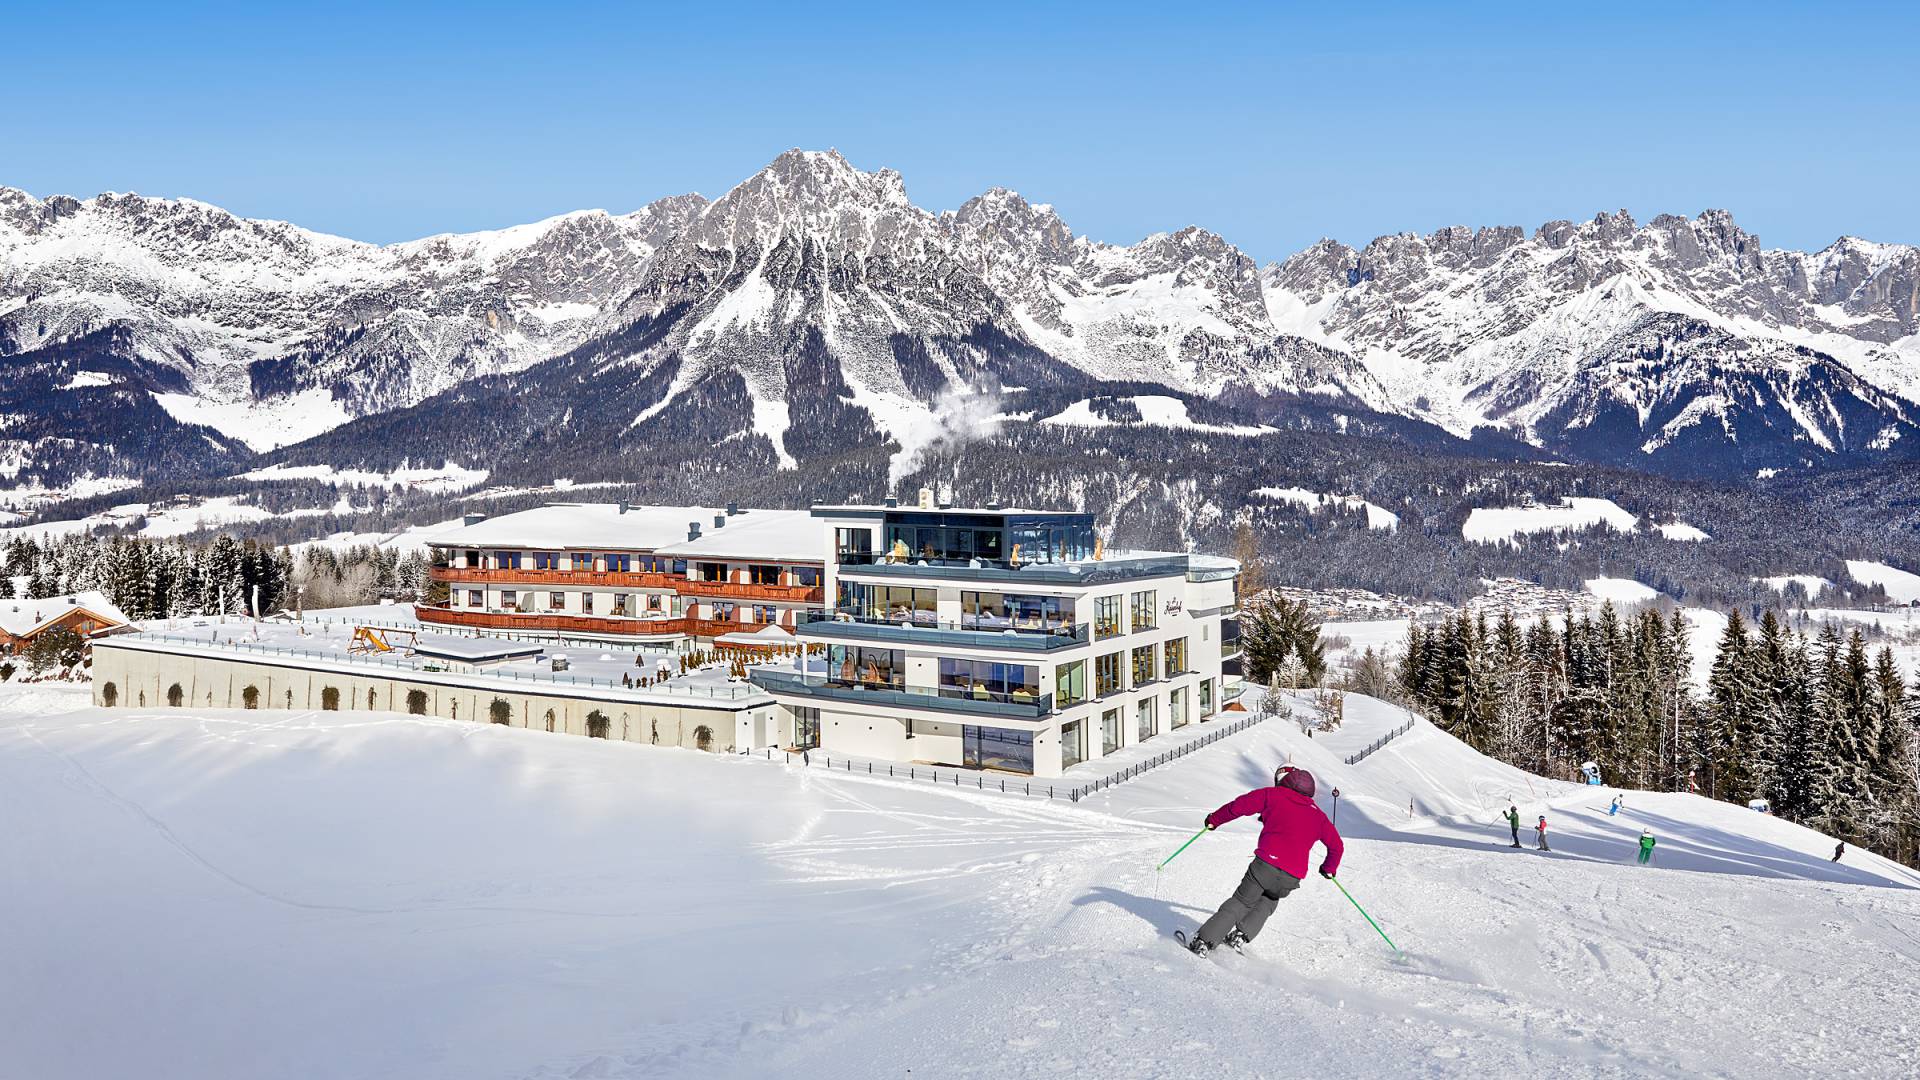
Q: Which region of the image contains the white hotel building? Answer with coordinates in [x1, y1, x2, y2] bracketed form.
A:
[408, 496, 1241, 778]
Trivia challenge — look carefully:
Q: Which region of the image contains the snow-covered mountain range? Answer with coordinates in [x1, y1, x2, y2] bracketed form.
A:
[4, 148, 1918, 490]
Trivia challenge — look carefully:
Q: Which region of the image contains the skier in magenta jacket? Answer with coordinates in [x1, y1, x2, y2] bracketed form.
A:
[1188, 765, 1343, 954]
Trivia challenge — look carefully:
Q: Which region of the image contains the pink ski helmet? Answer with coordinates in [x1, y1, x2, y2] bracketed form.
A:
[1274, 765, 1316, 798]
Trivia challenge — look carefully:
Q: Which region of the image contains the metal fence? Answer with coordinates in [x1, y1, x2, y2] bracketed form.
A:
[748, 709, 1271, 802]
[1344, 717, 1416, 765]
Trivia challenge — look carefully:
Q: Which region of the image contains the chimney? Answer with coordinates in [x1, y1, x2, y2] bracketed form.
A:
[688, 521, 702, 540]
[918, 486, 935, 509]
[726, 502, 740, 516]
[463, 512, 487, 526]
[713, 514, 726, 529]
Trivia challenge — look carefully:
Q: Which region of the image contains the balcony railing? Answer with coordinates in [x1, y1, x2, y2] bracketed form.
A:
[416, 605, 779, 640]
[748, 669, 1054, 720]
[431, 565, 822, 603]
[794, 610, 1088, 652]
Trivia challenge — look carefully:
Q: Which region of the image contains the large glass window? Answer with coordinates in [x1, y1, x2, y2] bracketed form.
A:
[1055, 660, 1086, 707]
[794, 566, 823, 587]
[533, 551, 563, 570]
[939, 658, 1039, 703]
[1199, 678, 1214, 717]
[1131, 644, 1157, 687]
[964, 726, 1034, 774]
[961, 592, 1070, 632]
[582, 592, 594, 614]
[572, 552, 597, 571]
[1136, 696, 1158, 742]
[1164, 637, 1188, 678]
[1102, 708, 1123, 754]
[749, 565, 781, 585]
[835, 528, 874, 564]
[1170, 686, 1188, 729]
[793, 706, 821, 749]
[1130, 590, 1157, 631]
[1060, 719, 1087, 769]
[828, 645, 903, 688]
[1094, 596, 1123, 639]
[1094, 652, 1123, 698]
[845, 584, 937, 624]
[605, 553, 631, 573]
[494, 551, 522, 570]
[697, 561, 728, 583]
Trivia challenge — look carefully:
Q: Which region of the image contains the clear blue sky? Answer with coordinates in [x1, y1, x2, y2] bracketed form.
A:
[7, 1, 1916, 260]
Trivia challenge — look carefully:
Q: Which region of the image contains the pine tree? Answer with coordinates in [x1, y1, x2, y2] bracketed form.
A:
[1704, 609, 1758, 802]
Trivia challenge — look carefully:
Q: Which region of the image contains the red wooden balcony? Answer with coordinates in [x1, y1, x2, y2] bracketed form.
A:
[431, 565, 823, 603]
[415, 605, 779, 640]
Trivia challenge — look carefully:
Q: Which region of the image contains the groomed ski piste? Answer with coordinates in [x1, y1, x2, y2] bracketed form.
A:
[5, 683, 1917, 1079]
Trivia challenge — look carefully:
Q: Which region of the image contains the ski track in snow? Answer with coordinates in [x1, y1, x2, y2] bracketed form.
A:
[3, 686, 1917, 1079]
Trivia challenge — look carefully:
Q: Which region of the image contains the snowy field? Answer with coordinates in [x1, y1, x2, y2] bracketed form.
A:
[4, 685, 1917, 1079]
[1462, 497, 1638, 543]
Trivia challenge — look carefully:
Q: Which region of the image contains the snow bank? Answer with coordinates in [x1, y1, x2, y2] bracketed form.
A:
[1847, 560, 1920, 604]
[1462, 497, 1638, 543]
[1585, 577, 1659, 604]
[1254, 486, 1400, 530]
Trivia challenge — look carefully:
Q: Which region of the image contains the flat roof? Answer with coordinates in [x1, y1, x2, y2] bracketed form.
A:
[427, 503, 820, 561]
[412, 635, 545, 663]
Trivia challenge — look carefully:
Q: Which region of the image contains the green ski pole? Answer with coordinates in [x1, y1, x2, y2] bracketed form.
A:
[1329, 876, 1401, 955]
[1156, 827, 1210, 872]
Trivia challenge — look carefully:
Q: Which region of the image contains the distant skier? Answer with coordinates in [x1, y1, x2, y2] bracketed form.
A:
[1637, 829, 1656, 865]
[1608, 794, 1622, 817]
[1505, 804, 1522, 848]
[1184, 765, 1343, 956]
[1833, 842, 1844, 863]
[1535, 815, 1550, 851]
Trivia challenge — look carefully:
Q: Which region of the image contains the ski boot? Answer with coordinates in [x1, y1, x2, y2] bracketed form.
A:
[1224, 929, 1250, 954]
[1177, 930, 1213, 956]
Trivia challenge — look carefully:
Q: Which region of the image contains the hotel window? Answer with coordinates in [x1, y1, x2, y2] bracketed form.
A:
[752, 604, 778, 624]
[1169, 686, 1188, 728]
[793, 566, 823, 587]
[467, 590, 482, 607]
[605, 554, 632, 573]
[1055, 660, 1086, 707]
[1136, 696, 1158, 741]
[1093, 595, 1123, 639]
[1199, 678, 1214, 717]
[939, 659, 1038, 703]
[581, 592, 594, 615]
[1131, 644, 1157, 687]
[1102, 708, 1123, 754]
[828, 645, 903, 688]
[495, 551, 522, 570]
[1164, 637, 1188, 678]
[749, 564, 781, 585]
[1061, 719, 1087, 769]
[1130, 590, 1157, 632]
[548, 591, 565, 611]
[835, 528, 874, 564]
[611, 592, 630, 617]
[646, 594, 665, 612]
[1094, 652, 1123, 698]
[698, 562, 728, 583]
[501, 589, 518, 609]
[533, 552, 562, 571]
[711, 601, 739, 621]
[572, 552, 596, 571]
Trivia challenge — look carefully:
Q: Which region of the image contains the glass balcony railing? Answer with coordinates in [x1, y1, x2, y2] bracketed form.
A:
[795, 610, 1089, 651]
[748, 669, 1054, 719]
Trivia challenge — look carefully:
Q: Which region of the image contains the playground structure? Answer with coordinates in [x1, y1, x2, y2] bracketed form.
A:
[350, 626, 418, 655]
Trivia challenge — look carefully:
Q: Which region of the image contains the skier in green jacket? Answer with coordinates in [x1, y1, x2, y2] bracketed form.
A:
[1505, 805, 1521, 848]
[1637, 829, 1656, 865]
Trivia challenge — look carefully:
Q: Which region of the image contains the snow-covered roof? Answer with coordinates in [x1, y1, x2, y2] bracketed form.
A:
[717, 623, 796, 646]
[0, 590, 132, 638]
[428, 503, 821, 561]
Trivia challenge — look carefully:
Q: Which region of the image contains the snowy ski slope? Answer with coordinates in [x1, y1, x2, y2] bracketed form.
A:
[2, 685, 1915, 1078]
